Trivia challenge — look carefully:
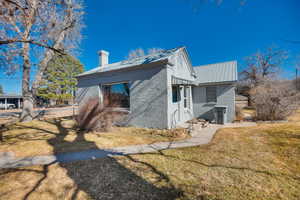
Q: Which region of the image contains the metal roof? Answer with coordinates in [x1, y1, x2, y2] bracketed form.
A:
[171, 76, 195, 86]
[194, 61, 237, 85]
[0, 94, 22, 99]
[77, 47, 183, 77]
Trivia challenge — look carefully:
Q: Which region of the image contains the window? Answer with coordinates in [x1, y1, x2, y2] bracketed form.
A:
[206, 86, 217, 103]
[172, 86, 180, 103]
[102, 82, 130, 108]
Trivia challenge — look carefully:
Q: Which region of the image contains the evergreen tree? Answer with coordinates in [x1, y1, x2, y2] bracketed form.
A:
[0, 85, 3, 95]
[38, 54, 84, 105]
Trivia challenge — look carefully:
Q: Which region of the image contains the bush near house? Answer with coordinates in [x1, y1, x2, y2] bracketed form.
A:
[76, 97, 125, 132]
[250, 81, 300, 121]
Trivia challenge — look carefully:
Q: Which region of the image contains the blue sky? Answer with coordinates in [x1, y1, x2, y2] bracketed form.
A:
[1, 0, 300, 94]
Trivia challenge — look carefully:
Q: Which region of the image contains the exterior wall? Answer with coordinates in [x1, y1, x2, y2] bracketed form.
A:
[193, 84, 236, 123]
[166, 51, 195, 128]
[76, 64, 169, 129]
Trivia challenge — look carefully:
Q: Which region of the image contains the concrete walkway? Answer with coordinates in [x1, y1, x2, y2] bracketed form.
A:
[0, 122, 256, 169]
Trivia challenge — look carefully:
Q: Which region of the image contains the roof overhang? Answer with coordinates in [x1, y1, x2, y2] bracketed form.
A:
[171, 76, 196, 86]
[0, 95, 23, 99]
[196, 80, 237, 86]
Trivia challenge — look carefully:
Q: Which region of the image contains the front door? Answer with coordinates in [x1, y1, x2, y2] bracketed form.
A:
[171, 85, 193, 127]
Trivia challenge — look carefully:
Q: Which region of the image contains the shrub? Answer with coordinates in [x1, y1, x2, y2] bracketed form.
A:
[235, 106, 243, 121]
[250, 81, 300, 121]
[76, 97, 123, 132]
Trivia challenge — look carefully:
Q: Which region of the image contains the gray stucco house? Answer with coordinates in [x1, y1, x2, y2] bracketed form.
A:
[76, 47, 237, 129]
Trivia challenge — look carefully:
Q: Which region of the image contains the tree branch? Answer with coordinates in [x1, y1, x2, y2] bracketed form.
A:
[3, 0, 29, 16]
[0, 39, 65, 54]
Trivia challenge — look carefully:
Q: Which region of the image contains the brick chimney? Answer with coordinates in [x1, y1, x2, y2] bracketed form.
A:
[98, 50, 109, 67]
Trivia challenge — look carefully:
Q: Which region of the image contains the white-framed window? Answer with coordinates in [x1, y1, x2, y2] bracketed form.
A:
[206, 86, 217, 103]
[102, 82, 130, 108]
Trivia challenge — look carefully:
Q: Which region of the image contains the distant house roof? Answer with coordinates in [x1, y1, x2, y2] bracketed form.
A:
[194, 61, 237, 85]
[77, 47, 184, 77]
[0, 94, 22, 99]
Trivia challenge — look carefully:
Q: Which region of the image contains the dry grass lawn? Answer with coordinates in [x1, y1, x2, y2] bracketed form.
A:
[242, 107, 256, 115]
[0, 112, 299, 199]
[0, 118, 188, 158]
[288, 109, 300, 122]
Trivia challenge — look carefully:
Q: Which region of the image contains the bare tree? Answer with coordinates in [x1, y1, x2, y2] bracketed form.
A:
[127, 48, 145, 59]
[148, 48, 164, 55]
[240, 47, 288, 87]
[127, 47, 164, 59]
[0, 0, 84, 121]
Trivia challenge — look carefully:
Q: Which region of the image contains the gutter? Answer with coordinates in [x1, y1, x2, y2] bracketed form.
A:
[196, 80, 237, 86]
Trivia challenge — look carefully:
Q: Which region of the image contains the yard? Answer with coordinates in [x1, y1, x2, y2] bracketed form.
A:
[0, 118, 188, 158]
[0, 111, 299, 199]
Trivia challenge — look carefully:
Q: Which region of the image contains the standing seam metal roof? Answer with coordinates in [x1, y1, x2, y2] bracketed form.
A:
[193, 61, 237, 84]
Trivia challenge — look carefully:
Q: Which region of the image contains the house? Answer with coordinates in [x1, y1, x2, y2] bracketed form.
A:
[76, 47, 237, 129]
[0, 95, 23, 109]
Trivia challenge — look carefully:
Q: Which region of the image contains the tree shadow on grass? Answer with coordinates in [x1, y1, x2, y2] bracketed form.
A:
[16, 118, 184, 200]
[142, 147, 300, 181]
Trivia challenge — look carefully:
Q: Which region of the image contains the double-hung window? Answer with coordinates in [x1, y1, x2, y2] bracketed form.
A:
[206, 86, 217, 103]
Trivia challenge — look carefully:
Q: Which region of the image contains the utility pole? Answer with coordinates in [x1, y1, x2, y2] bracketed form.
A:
[296, 68, 299, 91]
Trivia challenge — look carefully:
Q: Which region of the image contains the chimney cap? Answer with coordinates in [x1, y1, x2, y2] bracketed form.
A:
[98, 50, 109, 56]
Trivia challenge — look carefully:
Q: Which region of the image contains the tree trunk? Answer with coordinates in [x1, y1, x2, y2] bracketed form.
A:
[20, 43, 34, 122]
[18, 0, 37, 122]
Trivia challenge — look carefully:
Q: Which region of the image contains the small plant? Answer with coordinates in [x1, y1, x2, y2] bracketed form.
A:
[76, 97, 123, 132]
